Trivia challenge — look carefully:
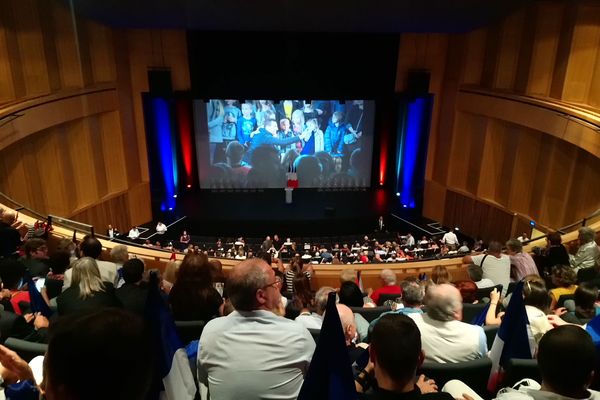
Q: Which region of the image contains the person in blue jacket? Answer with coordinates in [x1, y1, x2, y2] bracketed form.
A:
[244, 119, 301, 165]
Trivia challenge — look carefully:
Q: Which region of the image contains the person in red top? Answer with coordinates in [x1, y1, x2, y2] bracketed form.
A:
[370, 269, 402, 306]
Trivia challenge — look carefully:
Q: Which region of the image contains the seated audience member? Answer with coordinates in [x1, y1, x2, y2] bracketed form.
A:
[535, 231, 570, 277]
[0, 211, 22, 258]
[42, 249, 70, 302]
[339, 281, 368, 308]
[57, 257, 122, 316]
[128, 226, 140, 240]
[0, 259, 30, 314]
[19, 238, 50, 277]
[357, 314, 452, 399]
[444, 325, 598, 400]
[115, 259, 149, 316]
[198, 258, 315, 399]
[155, 221, 167, 235]
[486, 276, 552, 343]
[286, 273, 314, 320]
[335, 304, 368, 364]
[457, 241, 470, 253]
[454, 280, 478, 303]
[463, 241, 510, 296]
[295, 286, 335, 330]
[168, 253, 223, 321]
[369, 280, 426, 334]
[63, 235, 118, 290]
[430, 265, 452, 285]
[467, 264, 495, 289]
[506, 238, 539, 281]
[549, 264, 578, 310]
[559, 282, 598, 325]
[284, 257, 313, 293]
[110, 244, 129, 288]
[161, 260, 180, 295]
[370, 269, 402, 306]
[570, 227, 600, 271]
[0, 308, 154, 400]
[408, 284, 487, 363]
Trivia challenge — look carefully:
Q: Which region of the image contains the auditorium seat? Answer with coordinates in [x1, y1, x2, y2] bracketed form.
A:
[308, 328, 320, 344]
[483, 325, 498, 350]
[377, 293, 402, 306]
[557, 294, 575, 308]
[174, 320, 206, 345]
[4, 338, 48, 362]
[503, 358, 540, 387]
[418, 357, 492, 397]
[475, 284, 502, 303]
[349, 306, 391, 322]
[461, 303, 487, 324]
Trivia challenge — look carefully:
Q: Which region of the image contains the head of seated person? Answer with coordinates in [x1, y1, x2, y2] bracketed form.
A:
[71, 257, 106, 299]
[122, 258, 145, 285]
[523, 276, 550, 312]
[44, 308, 153, 400]
[227, 258, 282, 312]
[0, 258, 26, 291]
[537, 325, 596, 398]
[399, 280, 425, 308]
[423, 283, 463, 321]
[79, 235, 103, 260]
[430, 265, 451, 285]
[454, 280, 477, 304]
[551, 264, 577, 289]
[314, 151, 334, 179]
[369, 313, 424, 393]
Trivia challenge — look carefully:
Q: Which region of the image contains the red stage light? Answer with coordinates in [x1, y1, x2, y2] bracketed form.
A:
[187, 184, 192, 188]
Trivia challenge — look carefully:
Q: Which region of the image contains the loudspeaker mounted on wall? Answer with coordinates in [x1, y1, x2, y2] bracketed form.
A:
[148, 69, 173, 97]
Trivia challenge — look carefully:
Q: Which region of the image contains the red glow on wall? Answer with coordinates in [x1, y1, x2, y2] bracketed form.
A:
[379, 126, 388, 186]
[176, 100, 193, 185]
[375, 187, 388, 213]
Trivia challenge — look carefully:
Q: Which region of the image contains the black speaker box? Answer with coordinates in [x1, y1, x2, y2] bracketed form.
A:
[148, 69, 172, 96]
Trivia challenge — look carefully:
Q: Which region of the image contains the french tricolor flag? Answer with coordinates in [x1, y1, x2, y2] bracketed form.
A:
[146, 273, 197, 400]
[487, 281, 536, 392]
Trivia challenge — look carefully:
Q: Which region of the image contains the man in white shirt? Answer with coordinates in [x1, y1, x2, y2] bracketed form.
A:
[408, 284, 487, 363]
[442, 230, 459, 250]
[406, 233, 415, 247]
[463, 241, 510, 296]
[128, 227, 140, 240]
[155, 222, 167, 235]
[198, 258, 315, 400]
[63, 235, 118, 290]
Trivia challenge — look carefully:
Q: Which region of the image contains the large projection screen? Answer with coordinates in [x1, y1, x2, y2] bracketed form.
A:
[194, 99, 374, 189]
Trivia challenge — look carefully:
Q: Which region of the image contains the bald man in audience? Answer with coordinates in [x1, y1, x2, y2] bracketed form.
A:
[198, 258, 315, 400]
[408, 284, 487, 363]
[335, 303, 369, 364]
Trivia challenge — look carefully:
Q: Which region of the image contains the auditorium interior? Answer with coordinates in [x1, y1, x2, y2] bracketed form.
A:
[1, 0, 600, 396]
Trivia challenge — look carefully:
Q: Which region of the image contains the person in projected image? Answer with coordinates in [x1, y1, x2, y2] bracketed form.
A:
[300, 118, 324, 155]
[226, 141, 250, 183]
[236, 102, 257, 147]
[246, 146, 286, 188]
[244, 119, 301, 165]
[291, 109, 306, 152]
[324, 111, 347, 156]
[255, 100, 276, 128]
[207, 100, 225, 165]
[277, 118, 296, 154]
[223, 99, 241, 142]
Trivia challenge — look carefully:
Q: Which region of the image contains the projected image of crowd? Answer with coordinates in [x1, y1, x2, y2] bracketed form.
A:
[206, 100, 371, 189]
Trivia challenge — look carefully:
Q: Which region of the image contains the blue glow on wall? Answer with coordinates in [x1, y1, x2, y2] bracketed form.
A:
[153, 98, 177, 211]
[396, 97, 431, 210]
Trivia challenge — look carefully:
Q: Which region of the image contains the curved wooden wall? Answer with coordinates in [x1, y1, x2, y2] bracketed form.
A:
[422, 1, 600, 241]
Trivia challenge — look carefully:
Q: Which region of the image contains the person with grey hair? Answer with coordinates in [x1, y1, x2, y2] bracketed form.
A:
[198, 258, 315, 400]
[570, 227, 600, 271]
[466, 264, 495, 289]
[368, 280, 426, 335]
[506, 238, 539, 281]
[370, 269, 402, 305]
[463, 241, 510, 296]
[408, 284, 487, 363]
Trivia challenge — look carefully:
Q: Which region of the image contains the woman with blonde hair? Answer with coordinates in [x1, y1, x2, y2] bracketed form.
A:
[57, 257, 121, 316]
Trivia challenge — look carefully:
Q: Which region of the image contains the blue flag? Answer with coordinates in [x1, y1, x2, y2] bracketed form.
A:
[487, 281, 535, 391]
[26, 274, 52, 318]
[471, 303, 490, 326]
[145, 273, 197, 400]
[298, 292, 357, 400]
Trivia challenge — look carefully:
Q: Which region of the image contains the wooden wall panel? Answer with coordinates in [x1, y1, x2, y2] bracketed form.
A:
[87, 21, 116, 84]
[507, 128, 542, 214]
[52, 3, 84, 89]
[562, 4, 600, 103]
[494, 11, 524, 90]
[0, 19, 16, 103]
[526, 3, 563, 96]
[99, 111, 127, 193]
[422, 180, 446, 223]
[464, 115, 487, 195]
[461, 29, 486, 85]
[32, 127, 68, 216]
[65, 119, 98, 209]
[446, 112, 470, 191]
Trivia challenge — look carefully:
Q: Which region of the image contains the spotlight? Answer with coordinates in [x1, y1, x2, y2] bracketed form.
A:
[529, 220, 536, 227]
[173, 194, 177, 198]
[455, 227, 460, 231]
[187, 184, 191, 188]
[379, 181, 384, 186]
[402, 204, 407, 208]
[396, 192, 400, 197]
[168, 207, 173, 211]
